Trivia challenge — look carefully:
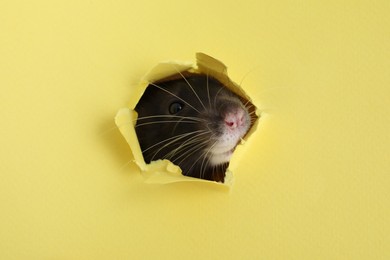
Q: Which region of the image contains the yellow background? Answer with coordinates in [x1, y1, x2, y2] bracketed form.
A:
[1, 0, 389, 259]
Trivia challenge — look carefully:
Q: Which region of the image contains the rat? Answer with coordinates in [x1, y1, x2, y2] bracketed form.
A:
[134, 72, 252, 182]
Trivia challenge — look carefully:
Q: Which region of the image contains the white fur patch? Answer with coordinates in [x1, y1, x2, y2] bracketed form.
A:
[209, 111, 250, 165]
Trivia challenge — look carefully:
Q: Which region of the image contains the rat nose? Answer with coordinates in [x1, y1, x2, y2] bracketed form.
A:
[224, 109, 245, 129]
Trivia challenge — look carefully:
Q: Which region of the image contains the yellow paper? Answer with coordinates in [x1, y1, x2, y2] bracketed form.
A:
[1, 1, 389, 259]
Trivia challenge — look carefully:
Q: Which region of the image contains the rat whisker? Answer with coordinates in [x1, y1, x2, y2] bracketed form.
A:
[161, 132, 211, 160]
[167, 138, 210, 163]
[149, 82, 201, 113]
[172, 117, 197, 134]
[206, 71, 212, 109]
[171, 64, 208, 111]
[247, 110, 258, 117]
[170, 131, 213, 158]
[186, 140, 217, 176]
[142, 130, 207, 153]
[119, 160, 133, 171]
[243, 101, 255, 109]
[165, 132, 212, 159]
[213, 86, 225, 110]
[136, 114, 207, 123]
[175, 140, 211, 168]
[101, 118, 201, 137]
[200, 142, 217, 180]
[135, 120, 199, 127]
[238, 64, 262, 87]
[173, 133, 215, 162]
[150, 131, 210, 161]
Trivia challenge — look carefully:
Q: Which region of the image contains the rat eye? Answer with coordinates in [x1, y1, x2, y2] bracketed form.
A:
[169, 102, 184, 114]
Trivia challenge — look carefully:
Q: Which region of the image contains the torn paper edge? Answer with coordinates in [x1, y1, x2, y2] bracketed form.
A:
[115, 53, 260, 187]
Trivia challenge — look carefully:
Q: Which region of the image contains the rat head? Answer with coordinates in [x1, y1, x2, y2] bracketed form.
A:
[134, 73, 251, 182]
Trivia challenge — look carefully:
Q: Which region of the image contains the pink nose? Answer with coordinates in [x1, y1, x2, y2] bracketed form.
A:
[224, 109, 245, 129]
